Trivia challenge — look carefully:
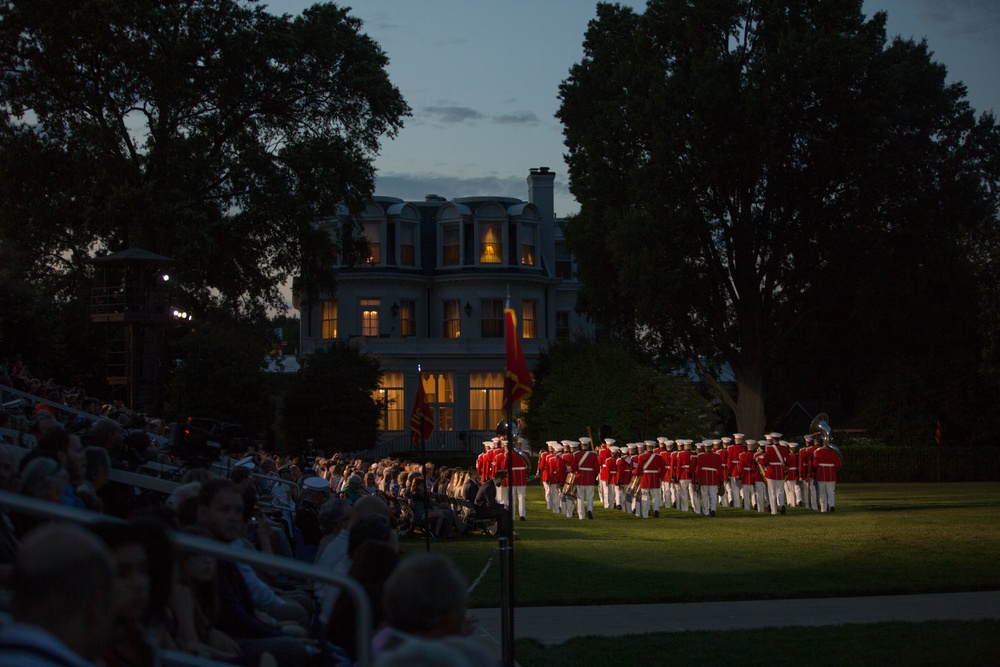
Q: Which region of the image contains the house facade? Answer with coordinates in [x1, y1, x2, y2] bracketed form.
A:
[297, 167, 593, 451]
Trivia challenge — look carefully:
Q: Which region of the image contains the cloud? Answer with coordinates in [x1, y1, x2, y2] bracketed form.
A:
[492, 110, 541, 125]
[917, 0, 1000, 40]
[422, 105, 484, 123]
[375, 172, 526, 200]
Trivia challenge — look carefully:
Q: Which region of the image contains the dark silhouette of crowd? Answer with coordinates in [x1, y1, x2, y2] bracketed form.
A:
[1, 364, 499, 666]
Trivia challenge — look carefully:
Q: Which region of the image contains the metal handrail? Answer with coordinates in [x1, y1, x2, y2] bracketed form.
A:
[0, 491, 373, 666]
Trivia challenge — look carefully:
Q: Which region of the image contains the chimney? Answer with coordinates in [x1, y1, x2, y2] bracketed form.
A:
[527, 167, 555, 223]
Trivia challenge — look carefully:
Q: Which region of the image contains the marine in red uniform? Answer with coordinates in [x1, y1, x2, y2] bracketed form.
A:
[812, 441, 842, 512]
[727, 433, 747, 508]
[676, 440, 696, 513]
[694, 443, 724, 516]
[597, 438, 615, 509]
[759, 433, 789, 515]
[539, 441, 555, 511]
[605, 446, 620, 509]
[573, 437, 600, 519]
[799, 435, 818, 510]
[616, 446, 634, 514]
[560, 441, 578, 517]
[547, 443, 567, 514]
[784, 442, 801, 507]
[738, 441, 762, 511]
[633, 440, 665, 518]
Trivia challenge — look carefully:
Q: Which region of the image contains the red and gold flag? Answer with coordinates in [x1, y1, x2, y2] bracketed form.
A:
[409, 375, 434, 443]
[504, 307, 533, 410]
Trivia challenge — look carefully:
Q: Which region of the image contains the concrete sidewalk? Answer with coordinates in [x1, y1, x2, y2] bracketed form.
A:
[470, 590, 1000, 652]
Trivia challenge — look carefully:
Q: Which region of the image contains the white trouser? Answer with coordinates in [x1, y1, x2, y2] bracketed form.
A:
[512, 485, 527, 518]
[754, 481, 767, 512]
[678, 480, 692, 512]
[700, 484, 718, 515]
[730, 477, 742, 506]
[577, 485, 595, 519]
[563, 489, 574, 517]
[785, 480, 801, 506]
[722, 479, 732, 506]
[818, 481, 836, 511]
[542, 482, 551, 510]
[689, 482, 701, 514]
[599, 480, 608, 507]
[549, 484, 562, 513]
[742, 482, 754, 510]
[807, 480, 819, 510]
[801, 478, 812, 508]
[639, 487, 661, 518]
[766, 478, 785, 515]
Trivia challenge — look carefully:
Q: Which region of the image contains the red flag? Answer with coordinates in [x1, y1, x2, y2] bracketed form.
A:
[504, 307, 533, 410]
[410, 375, 434, 442]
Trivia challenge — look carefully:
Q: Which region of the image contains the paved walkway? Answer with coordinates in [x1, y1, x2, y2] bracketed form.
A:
[470, 590, 1000, 655]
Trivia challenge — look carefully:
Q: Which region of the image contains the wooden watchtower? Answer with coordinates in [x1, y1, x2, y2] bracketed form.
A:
[89, 247, 174, 412]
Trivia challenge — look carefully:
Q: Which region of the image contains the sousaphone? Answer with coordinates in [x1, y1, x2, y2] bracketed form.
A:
[809, 413, 844, 464]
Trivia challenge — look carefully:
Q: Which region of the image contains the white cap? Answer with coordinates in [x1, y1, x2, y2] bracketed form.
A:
[580, 437, 591, 444]
[552, 444, 563, 452]
[770, 432, 783, 438]
[604, 438, 616, 445]
[733, 433, 745, 440]
[609, 446, 620, 453]
[568, 441, 580, 450]
[627, 444, 638, 452]
[656, 436, 668, 444]
[789, 442, 799, 448]
[303, 477, 329, 491]
[721, 437, 732, 443]
[545, 440, 559, 447]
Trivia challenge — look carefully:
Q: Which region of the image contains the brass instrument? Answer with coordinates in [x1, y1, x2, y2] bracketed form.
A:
[809, 412, 844, 464]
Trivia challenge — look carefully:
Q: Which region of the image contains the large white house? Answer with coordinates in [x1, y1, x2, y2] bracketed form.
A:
[297, 167, 593, 451]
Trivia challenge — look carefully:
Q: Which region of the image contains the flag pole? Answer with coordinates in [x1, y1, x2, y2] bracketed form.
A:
[419, 364, 431, 552]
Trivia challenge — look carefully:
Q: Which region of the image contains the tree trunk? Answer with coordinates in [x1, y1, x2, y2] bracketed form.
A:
[734, 369, 766, 439]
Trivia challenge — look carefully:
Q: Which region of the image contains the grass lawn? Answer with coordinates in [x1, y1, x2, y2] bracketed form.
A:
[405, 482, 1000, 608]
[513, 620, 1000, 666]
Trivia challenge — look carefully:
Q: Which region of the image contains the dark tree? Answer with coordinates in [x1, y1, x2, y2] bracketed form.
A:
[0, 0, 409, 317]
[279, 342, 383, 455]
[525, 339, 721, 444]
[557, 0, 996, 437]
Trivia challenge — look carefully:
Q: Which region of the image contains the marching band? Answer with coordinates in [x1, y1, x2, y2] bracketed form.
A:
[492, 431, 843, 520]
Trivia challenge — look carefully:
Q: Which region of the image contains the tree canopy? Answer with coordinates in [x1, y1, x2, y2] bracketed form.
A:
[0, 0, 409, 316]
[279, 342, 383, 455]
[525, 339, 721, 444]
[557, 0, 998, 437]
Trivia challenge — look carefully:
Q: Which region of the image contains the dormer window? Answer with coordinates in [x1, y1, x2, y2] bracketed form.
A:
[442, 224, 460, 266]
[399, 223, 416, 266]
[363, 221, 381, 264]
[479, 222, 503, 264]
[520, 224, 536, 266]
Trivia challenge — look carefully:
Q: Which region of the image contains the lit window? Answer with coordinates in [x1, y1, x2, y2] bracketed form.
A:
[470, 371, 504, 431]
[479, 222, 502, 264]
[522, 301, 537, 339]
[400, 223, 416, 266]
[321, 300, 337, 339]
[363, 221, 381, 263]
[420, 372, 454, 431]
[442, 225, 460, 266]
[443, 300, 461, 338]
[481, 299, 504, 338]
[361, 299, 380, 337]
[400, 300, 416, 337]
[375, 372, 404, 431]
[521, 225, 536, 266]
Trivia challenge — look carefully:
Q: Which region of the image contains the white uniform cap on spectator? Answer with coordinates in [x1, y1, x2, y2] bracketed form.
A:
[303, 477, 329, 491]
[233, 455, 254, 469]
